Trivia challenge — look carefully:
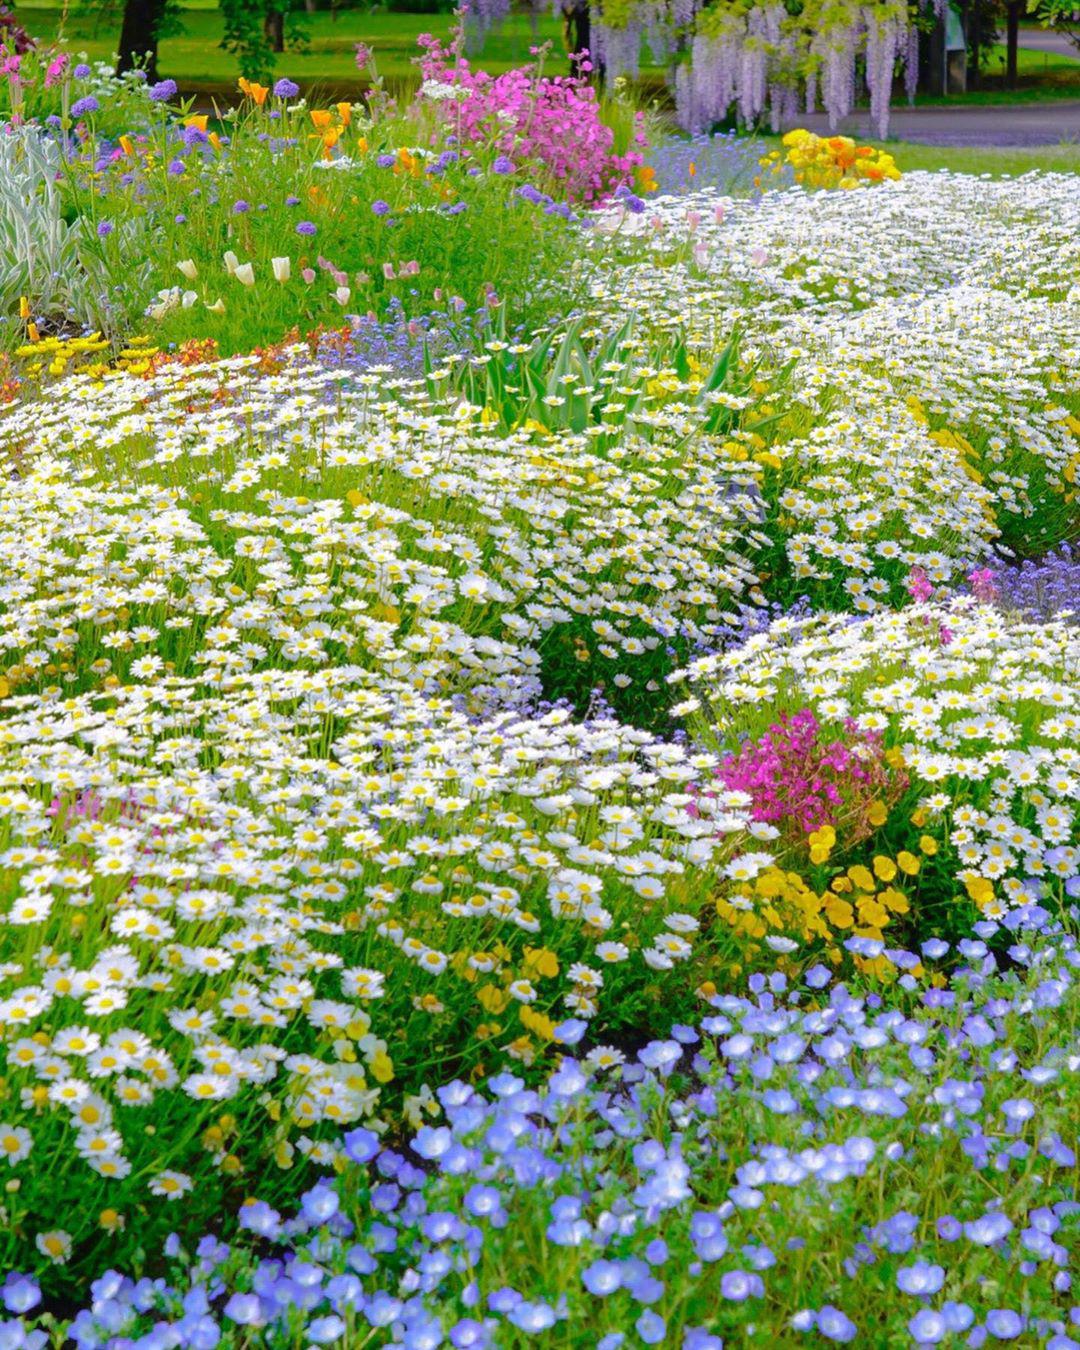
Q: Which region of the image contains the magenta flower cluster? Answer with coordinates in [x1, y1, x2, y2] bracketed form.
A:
[718, 709, 902, 842]
[415, 36, 646, 205]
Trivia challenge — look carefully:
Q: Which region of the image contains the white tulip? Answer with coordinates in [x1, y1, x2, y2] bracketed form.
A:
[271, 256, 291, 284]
[233, 263, 255, 287]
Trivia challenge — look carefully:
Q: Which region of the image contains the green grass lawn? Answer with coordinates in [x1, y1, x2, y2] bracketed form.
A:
[753, 134, 1080, 176]
[16, 4, 1080, 111]
[19, 3, 568, 93]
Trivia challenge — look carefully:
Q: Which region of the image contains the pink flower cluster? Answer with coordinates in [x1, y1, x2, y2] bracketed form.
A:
[717, 709, 904, 843]
[415, 36, 646, 205]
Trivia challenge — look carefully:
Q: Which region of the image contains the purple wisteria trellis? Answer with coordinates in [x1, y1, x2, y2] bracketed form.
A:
[466, 0, 952, 137]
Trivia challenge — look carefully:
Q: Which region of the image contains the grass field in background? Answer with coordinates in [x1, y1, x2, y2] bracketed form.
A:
[16, 4, 1080, 112]
[754, 135, 1080, 176]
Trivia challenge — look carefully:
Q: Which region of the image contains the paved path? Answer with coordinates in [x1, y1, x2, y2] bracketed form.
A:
[1018, 27, 1080, 60]
[788, 102, 1080, 146]
[782, 29, 1080, 146]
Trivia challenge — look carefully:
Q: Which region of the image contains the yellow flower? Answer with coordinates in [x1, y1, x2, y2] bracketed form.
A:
[879, 888, 909, 915]
[867, 800, 888, 827]
[872, 856, 897, 882]
[897, 851, 920, 876]
[919, 835, 938, 856]
[477, 984, 510, 1014]
[370, 1050, 394, 1084]
[823, 895, 854, 929]
[847, 864, 875, 892]
[965, 876, 995, 906]
[857, 896, 890, 927]
[523, 946, 559, 978]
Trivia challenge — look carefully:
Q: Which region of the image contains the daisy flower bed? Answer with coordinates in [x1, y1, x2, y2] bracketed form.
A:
[0, 40, 1078, 1350]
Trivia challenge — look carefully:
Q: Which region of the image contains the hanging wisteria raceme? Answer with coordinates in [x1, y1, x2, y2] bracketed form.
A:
[464, 0, 513, 48]
[469, 2, 942, 139]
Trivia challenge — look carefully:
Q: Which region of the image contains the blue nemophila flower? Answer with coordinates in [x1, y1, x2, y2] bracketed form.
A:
[223, 1293, 263, 1326]
[364, 1291, 403, 1327]
[815, 1305, 858, 1343]
[507, 1300, 557, 1333]
[343, 1127, 379, 1163]
[300, 1183, 339, 1224]
[985, 1310, 1025, 1340]
[909, 1309, 948, 1344]
[449, 1319, 491, 1349]
[307, 1314, 345, 1344]
[639, 1040, 682, 1074]
[689, 1211, 728, 1262]
[896, 1261, 945, 1296]
[636, 1311, 666, 1345]
[582, 1260, 622, 1297]
[720, 1270, 764, 1301]
[965, 1211, 1013, 1245]
[1, 1274, 40, 1315]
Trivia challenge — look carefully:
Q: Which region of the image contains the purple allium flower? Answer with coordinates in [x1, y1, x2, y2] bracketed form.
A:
[71, 95, 99, 117]
[273, 77, 299, 98]
[993, 545, 1080, 623]
[148, 79, 177, 101]
[296, 221, 317, 236]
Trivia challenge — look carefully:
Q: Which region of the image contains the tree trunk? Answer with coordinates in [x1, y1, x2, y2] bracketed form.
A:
[117, 0, 165, 81]
[562, 0, 602, 83]
[265, 7, 285, 53]
[1005, 0, 1021, 86]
